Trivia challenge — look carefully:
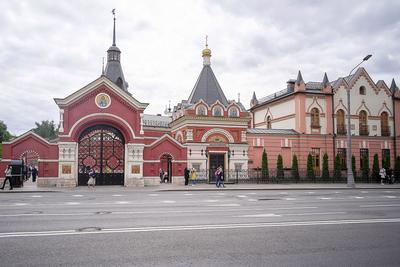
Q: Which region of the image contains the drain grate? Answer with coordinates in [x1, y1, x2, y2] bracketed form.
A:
[76, 227, 102, 232]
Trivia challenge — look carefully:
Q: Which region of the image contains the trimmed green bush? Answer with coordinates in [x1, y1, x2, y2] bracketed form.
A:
[394, 156, 400, 180]
[322, 153, 329, 180]
[261, 149, 269, 178]
[276, 154, 284, 179]
[352, 155, 356, 177]
[372, 154, 380, 182]
[291, 154, 299, 182]
[361, 154, 370, 181]
[307, 153, 315, 180]
[334, 154, 342, 180]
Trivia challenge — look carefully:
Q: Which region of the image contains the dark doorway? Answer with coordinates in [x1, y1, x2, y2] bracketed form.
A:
[209, 153, 225, 183]
[160, 154, 173, 183]
[78, 125, 125, 186]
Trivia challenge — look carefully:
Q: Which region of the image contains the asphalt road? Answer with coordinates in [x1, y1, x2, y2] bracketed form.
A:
[0, 188, 399, 266]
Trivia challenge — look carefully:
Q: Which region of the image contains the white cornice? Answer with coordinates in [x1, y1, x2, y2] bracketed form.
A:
[3, 130, 57, 146]
[54, 76, 148, 110]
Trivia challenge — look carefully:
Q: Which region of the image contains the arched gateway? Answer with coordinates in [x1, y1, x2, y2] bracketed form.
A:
[78, 125, 125, 186]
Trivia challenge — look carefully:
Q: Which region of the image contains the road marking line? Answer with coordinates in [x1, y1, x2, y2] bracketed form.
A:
[247, 192, 257, 195]
[283, 212, 346, 216]
[115, 201, 130, 204]
[354, 196, 364, 199]
[31, 195, 42, 198]
[72, 195, 83, 197]
[279, 192, 288, 195]
[384, 191, 394, 193]
[112, 194, 123, 197]
[237, 195, 247, 198]
[237, 213, 281, 218]
[361, 191, 368, 193]
[162, 200, 176, 204]
[248, 199, 257, 202]
[14, 203, 28, 206]
[284, 198, 296, 201]
[207, 204, 241, 207]
[319, 197, 332, 200]
[361, 204, 400, 207]
[148, 194, 159, 196]
[1, 218, 399, 238]
[66, 202, 80, 205]
[184, 193, 193, 196]
[216, 193, 225, 196]
[307, 192, 315, 194]
[384, 196, 396, 199]
[203, 200, 218, 203]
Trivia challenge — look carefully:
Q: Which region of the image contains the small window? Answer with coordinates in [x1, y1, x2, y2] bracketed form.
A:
[229, 108, 238, 117]
[311, 108, 320, 128]
[359, 86, 366, 95]
[213, 106, 222, 116]
[266, 116, 272, 129]
[196, 106, 206, 116]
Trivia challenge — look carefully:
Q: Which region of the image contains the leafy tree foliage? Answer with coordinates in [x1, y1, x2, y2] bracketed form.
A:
[361, 154, 370, 181]
[352, 155, 356, 177]
[33, 120, 57, 140]
[395, 156, 400, 180]
[0, 121, 12, 143]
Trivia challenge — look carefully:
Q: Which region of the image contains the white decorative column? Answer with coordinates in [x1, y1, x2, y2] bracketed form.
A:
[59, 109, 64, 133]
[57, 142, 78, 187]
[140, 113, 144, 135]
[125, 144, 144, 187]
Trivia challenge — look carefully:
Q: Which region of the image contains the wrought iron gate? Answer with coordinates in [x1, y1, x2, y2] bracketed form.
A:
[78, 125, 125, 186]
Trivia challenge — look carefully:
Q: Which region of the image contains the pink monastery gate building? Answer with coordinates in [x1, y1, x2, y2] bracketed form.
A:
[1, 16, 399, 187]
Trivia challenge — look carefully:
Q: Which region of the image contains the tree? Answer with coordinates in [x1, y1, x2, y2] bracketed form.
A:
[321, 153, 329, 181]
[334, 154, 342, 181]
[372, 154, 380, 182]
[307, 153, 315, 181]
[0, 121, 12, 143]
[352, 155, 356, 177]
[382, 153, 390, 170]
[361, 154, 370, 181]
[0, 121, 12, 159]
[291, 154, 299, 182]
[394, 156, 400, 181]
[261, 149, 269, 178]
[276, 154, 284, 180]
[33, 120, 57, 140]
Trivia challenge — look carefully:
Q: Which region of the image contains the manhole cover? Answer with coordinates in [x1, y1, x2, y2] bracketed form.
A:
[95, 211, 112, 215]
[76, 227, 102, 232]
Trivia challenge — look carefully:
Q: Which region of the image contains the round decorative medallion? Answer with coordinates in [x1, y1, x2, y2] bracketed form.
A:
[95, 93, 111, 108]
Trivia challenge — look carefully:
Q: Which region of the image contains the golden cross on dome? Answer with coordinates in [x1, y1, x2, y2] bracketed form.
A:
[205, 35, 208, 47]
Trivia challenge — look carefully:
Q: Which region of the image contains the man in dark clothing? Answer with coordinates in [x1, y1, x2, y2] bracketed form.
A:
[1, 166, 13, 190]
[32, 166, 38, 182]
[184, 167, 190, 186]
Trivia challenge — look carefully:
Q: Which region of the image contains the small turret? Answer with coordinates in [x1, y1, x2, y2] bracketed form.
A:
[250, 91, 258, 107]
[294, 70, 305, 91]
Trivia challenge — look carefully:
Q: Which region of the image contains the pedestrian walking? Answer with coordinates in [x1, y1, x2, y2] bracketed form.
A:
[191, 167, 197, 186]
[31, 166, 38, 182]
[184, 166, 190, 186]
[218, 166, 225, 188]
[1, 166, 13, 190]
[159, 168, 164, 183]
[87, 167, 96, 188]
[379, 167, 386, 185]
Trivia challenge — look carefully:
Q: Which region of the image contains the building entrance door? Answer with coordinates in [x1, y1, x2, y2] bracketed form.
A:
[209, 153, 225, 183]
[78, 125, 125, 186]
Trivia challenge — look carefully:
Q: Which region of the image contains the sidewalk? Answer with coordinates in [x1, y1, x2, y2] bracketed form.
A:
[1, 180, 400, 193]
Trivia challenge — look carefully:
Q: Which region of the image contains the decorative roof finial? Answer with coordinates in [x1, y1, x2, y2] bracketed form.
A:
[112, 9, 116, 46]
[202, 35, 211, 65]
[206, 35, 208, 48]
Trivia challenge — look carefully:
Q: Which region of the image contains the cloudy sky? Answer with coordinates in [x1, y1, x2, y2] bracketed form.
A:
[0, 0, 399, 135]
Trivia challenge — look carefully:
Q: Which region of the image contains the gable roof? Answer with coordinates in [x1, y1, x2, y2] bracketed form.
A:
[187, 65, 229, 106]
[54, 76, 148, 110]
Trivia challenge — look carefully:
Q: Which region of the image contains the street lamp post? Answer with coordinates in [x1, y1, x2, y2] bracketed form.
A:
[346, 55, 372, 188]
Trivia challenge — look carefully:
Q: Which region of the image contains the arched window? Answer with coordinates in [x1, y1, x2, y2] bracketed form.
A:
[381, 112, 389, 136]
[213, 106, 222, 116]
[359, 86, 366, 95]
[229, 107, 238, 117]
[311, 108, 320, 128]
[196, 105, 207, 116]
[336, 109, 346, 134]
[359, 110, 368, 135]
[266, 116, 272, 129]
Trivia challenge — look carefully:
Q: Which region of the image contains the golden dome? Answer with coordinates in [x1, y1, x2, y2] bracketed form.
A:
[202, 45, 211, 57]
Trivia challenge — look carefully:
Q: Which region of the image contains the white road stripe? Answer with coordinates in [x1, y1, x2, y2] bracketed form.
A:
[361, 191, 368, 193]
[184, 193, 193, 196]
[72, 195, 83, 197]
[31, 195, 42, 198]
[283, 212, 346, 216]
[284, 198, 296, 201]
[14, 203, 28, 206]
[307, 192, 315, 194]
[66, 202, 80, 205]
[203, 200, 218, 203]
[237, 195, 247, 198]
[237, 213, 281, 217]
[384, 196, 397, 199]
[115, 201, 130, 204]
[207, 204, 241, 207]
[319, 197, 332, 200]
[361, 204, 400, 207]
[247, 199, 257, 202]
[112, 194, 123, 197]
[162, 200, 176, 204]
[148, 194, 159, 196]
[354, 196, 364, 199]
[1, 218, 399, 238]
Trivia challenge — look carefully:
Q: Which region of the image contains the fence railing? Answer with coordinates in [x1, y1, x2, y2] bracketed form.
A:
[190, 169, 381, 184]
